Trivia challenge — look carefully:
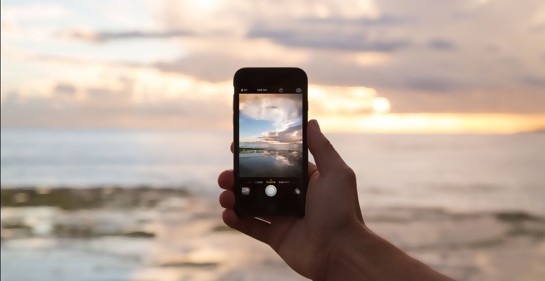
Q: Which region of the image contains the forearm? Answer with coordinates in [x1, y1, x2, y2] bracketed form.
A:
[322, 224, 454, 281]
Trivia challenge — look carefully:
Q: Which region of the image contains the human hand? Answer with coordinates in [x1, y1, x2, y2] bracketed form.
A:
[218, 119, 365, 279]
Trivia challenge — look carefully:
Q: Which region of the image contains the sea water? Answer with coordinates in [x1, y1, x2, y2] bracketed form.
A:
[2, 128, 545, 215]
[2, 128, 545, 281]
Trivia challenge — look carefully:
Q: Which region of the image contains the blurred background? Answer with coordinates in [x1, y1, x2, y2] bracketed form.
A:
[1, 0, 545, 280]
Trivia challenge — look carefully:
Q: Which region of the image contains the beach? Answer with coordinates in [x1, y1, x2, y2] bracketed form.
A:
[2, 129, 545, 280]
[2, 187, 545, 281]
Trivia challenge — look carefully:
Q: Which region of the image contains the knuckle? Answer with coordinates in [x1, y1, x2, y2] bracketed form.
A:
[341, 166, 357, 182]
[318, 138, 335, 152]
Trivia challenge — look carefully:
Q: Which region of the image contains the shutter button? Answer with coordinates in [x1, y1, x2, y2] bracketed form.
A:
[265, 185, 277, 197]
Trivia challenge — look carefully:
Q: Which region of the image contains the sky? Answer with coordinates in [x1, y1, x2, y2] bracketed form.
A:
[2, 0, 545, 133]
[239, 94, 303, 145]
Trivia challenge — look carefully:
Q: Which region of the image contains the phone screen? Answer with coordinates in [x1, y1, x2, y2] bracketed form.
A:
[233, 68, 307, 217]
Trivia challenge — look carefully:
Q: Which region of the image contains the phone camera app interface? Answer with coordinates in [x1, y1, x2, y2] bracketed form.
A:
[238, 92, 303, 202]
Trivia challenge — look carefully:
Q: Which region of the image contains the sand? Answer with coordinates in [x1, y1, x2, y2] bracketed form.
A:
[1, 188, 544, 281]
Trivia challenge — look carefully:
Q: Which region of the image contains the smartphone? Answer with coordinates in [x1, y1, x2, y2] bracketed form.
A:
[233, 67, 308, 217]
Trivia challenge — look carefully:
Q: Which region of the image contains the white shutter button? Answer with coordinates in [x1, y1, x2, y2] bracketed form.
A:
[265, 185, 277, 197]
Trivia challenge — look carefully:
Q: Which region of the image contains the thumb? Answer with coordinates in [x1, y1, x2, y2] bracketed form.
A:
[307, 120, 345, 174]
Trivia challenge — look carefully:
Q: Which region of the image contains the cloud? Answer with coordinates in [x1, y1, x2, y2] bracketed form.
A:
[247, 25, 411, 52]
[1, 3, 68, 23]
[58, 29, 193, 43]
[240, 94, 302, 130]
[427, 39, 457, 51]
[3, 0, 545, 129]
[521, 75, 545, 88]
[298, 15, 407, 26]
[153, 53, 244, 82]
[0, 64, 233, 129]
[150, 37, 313, 81]
[403, 76, 461, 92]
[145, 0, 545, 96]
[371, 88, 545, 114]
[259, 123, 302, 144]
[53, 82, 76, 96]
[1, 87, 231, 129]
[157, 0, 381, 34]
[45, 0, 544, 95]
[245, 13, 411, 52]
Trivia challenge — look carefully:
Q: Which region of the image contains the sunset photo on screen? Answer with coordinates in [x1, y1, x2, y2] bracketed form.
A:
[239, 94, 303, 177]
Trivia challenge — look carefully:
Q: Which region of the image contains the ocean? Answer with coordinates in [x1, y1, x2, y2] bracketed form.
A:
[1, 128, 545, 215]
[2, 128, 545, 281]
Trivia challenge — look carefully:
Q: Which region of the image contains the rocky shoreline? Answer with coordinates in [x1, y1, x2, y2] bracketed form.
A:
[1, 186, 189, 210]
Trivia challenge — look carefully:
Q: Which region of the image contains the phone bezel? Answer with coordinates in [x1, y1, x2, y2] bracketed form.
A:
[233, 67, 308, 217]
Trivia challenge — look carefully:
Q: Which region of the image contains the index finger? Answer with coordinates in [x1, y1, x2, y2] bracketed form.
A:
[218, 169, 234, 190]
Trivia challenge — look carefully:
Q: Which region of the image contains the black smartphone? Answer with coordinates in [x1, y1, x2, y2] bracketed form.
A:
[233, 67, 308, 217]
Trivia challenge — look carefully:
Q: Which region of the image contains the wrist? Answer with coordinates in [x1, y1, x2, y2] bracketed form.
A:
[322, 222, 376, 281]
[322, 223, 454, 281]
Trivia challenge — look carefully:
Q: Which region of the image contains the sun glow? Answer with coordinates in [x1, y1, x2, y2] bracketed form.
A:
[315, 113, 545, 134]
[372, 97, 391, 114]
[306, 85, 545, 133]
